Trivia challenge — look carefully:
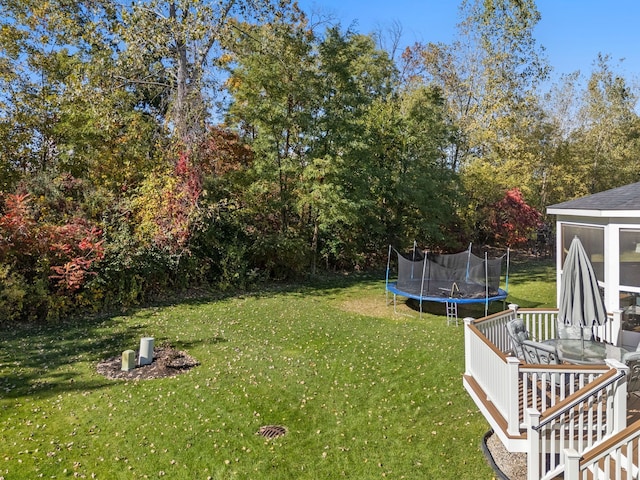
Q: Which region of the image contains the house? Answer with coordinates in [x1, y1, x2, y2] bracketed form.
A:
[547, 181, 640, 350]
[463, 182, 640, 479]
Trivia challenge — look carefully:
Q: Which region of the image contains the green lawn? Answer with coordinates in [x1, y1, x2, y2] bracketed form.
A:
[0, 257, 556, 479]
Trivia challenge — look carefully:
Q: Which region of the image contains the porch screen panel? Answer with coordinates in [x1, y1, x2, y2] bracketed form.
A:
[561, 224, 605, 282]
[620, 229, 640, 287]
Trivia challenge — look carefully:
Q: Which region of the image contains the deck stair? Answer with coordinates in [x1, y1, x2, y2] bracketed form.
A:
[527, 368, 627, 479]
[561, 418, 640, 479]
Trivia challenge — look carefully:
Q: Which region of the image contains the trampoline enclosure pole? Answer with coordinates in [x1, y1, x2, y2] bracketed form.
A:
[426, 250, 430, 295]
[505, 248, 510, 294]
[419, 251, 428, 317]
[385, 244, 392, 304]
[411, 240, 417, 280]
[466, 243, 472, 282]
[484, 252, 489, 316]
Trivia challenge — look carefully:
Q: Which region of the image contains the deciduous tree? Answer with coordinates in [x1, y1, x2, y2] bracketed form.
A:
[117, 0, 293, 147]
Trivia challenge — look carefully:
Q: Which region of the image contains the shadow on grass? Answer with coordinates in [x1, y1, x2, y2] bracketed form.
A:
[151, 270, 388, 308]
[502, 294, 551, 309]
[0, 312, 227, 401]
[0, 316, 145, 400]
[508, 256, 555, 280]
[403, 298, 511, 320]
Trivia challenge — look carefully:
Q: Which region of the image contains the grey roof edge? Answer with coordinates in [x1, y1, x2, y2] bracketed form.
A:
[546, 182, 640, 212]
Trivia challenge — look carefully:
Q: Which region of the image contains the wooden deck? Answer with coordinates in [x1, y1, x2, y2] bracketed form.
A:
[467, 309, 638, 478]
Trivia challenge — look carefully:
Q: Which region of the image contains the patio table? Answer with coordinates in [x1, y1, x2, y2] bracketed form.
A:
[556, 339, 629, 365]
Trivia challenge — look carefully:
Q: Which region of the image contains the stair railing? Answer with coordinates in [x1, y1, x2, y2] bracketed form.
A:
[526, 361, 629, 480]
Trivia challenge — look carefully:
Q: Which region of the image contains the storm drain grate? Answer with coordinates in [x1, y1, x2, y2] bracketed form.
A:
[257, 425, 287, 439]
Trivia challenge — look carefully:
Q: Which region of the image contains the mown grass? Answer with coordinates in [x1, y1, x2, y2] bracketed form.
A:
[0, 256, 556, 479]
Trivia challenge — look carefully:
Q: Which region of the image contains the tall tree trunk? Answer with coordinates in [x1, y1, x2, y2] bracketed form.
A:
[170, 2, 191, 144]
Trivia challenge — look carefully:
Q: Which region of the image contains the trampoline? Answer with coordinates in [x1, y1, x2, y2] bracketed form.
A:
[385, 243, 509, 323]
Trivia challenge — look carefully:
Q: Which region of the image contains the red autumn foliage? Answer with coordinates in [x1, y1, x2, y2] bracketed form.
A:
[0, 192, 40, 257]
[48, 222, 105, 292]
[200, 126, 253, 176]
[151, 151, 203, 252]
[486, 188, 542, 247]
[0, 192, 104, 292]
[152, 127, 252, 253]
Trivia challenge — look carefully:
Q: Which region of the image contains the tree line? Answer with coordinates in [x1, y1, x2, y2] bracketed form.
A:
[1, 0, 638, 321]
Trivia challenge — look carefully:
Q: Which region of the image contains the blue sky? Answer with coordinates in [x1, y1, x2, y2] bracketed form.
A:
[296, 0, 640, 81]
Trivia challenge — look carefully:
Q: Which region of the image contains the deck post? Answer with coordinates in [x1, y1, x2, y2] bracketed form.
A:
[611, 309, 623, 345]
[506, 356, 521, 436]
[563, 448, 580, 480]
[463, 317, 474, 375]
[526, 408, 541, 480]
[606, 359, 628, 433]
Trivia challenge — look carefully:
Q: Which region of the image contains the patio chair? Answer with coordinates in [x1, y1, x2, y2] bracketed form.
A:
[521, 340, 561, 365]
[506, 318, 529, 360]
[521, 340, 568, 391]
[623, 344, 640, 395]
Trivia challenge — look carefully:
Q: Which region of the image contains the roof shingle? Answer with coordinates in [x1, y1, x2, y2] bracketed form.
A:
[548, 182, 640, 211]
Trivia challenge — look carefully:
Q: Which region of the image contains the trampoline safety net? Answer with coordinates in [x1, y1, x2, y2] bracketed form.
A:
[394, 247, 504, 299]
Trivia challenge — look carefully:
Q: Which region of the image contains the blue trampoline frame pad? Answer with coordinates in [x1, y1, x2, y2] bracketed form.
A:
[385, 282, 508, 324]
[386, 282, 508, 305]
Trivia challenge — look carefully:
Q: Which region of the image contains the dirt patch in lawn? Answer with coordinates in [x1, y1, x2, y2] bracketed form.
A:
[341, 295, 388, 316]
[340, 293, 449, 320]
[96, 345, 199, 380]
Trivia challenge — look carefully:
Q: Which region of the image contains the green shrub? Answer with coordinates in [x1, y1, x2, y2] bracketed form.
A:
[0, 264, 26, 324]
[250, 232, 310, 280]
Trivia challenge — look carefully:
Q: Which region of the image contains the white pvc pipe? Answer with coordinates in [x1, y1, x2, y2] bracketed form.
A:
[139, 337, 154, 366]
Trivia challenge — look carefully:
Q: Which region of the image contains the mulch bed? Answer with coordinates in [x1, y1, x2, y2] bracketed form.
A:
[96, 345, 199, 380]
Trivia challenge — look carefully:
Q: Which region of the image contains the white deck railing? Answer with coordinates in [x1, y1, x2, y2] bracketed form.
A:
[518, 308, 558, 343]
[527, 365, 628, 480]
[465, 308, 633, 479]
[466, 310, 615, 442]
[464, 311, 522, 436]
[566, 418, 640, 479]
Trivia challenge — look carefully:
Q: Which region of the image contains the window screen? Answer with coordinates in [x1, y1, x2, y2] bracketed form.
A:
[561, 224, 604, 282]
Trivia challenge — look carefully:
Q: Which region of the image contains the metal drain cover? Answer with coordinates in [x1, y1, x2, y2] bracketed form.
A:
[257, 425, 287, 439]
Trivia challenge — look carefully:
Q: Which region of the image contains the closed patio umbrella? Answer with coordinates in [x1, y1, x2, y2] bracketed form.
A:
[558, 236, 606, 349]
